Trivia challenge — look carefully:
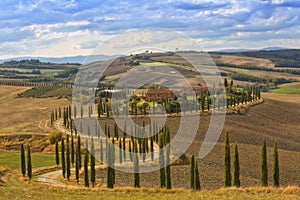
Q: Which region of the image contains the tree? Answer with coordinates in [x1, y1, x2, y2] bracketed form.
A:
[224, 131, 232, 187]
[133, 140, 140, 188]
[71, 135, 75, 166]
[75, 143, 79, 184]
[55, 141, 59, 166]
[159, 133, 166, 188]
[224, 78, 228, 88]
[27, 145, 32, 180]
[233, 143, 240, 187]
[97, 103, 101, 118]
[119, 138, 123, 164]
[166, 130, 171, 189]
[107, 142, 115, 188]
[21, 144, 26, 177]
[90, 137, 96, 187]
[100, 137, 104, 164]
[77, 136, 81, 169]
[150, 137, 154, 161]
[61, 138, 66, 178]
[194, 160, 201, 190]
[190, 155, 195, 189]
[273, 141, 279, 187]
[66, 135, 71, 180]
[84, 148, 89, 187]
[261, 140, 268, 186]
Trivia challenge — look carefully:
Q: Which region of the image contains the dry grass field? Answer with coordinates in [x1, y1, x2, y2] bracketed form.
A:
[219, 67, 300, 81]
[0, 86, 70, 151]
[0, 86, 70, 135]
[215, 55, 275, 68]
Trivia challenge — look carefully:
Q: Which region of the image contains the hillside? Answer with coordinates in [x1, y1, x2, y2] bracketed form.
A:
[231, 49, 300, 68]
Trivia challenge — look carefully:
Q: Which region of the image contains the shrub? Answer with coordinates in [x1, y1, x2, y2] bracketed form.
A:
[48, 131, 62, 144]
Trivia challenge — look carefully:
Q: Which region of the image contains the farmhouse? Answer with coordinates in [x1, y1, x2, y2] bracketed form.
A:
[144, 89, 176, 102]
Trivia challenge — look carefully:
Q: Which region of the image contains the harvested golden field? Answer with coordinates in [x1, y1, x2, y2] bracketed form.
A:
[215, 54, 275, 68]
[0, 86, 70, 135]
[219, 67, 300, 81]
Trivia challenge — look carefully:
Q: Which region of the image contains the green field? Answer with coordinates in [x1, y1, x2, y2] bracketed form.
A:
[18, 86, 72, 98]
[0, 152, 55, 170]
[0, 67, 64, 76]
[139, 61, 168, 67]
[270, 82, 300, 94]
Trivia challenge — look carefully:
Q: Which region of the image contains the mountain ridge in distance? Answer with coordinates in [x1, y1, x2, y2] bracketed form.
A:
[214, 46, 292, 53]
[0, 54, 121, 64]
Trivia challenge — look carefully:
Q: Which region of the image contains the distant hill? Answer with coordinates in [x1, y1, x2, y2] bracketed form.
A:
[213, 49, 300, 68]
[215, 47, 291, 53]
[0, 54, 121, 64]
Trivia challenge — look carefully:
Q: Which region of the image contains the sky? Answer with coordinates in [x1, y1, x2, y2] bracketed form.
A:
[0, 0, 300, 58]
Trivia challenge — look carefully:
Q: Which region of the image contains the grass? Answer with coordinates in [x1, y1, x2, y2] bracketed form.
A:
[1, 184, 300, 200]
[219, 67, 300, 82]
[139, 61, 168, 67]
[0, 67, 64, 76]
[0, 152, 55, 170]
[270, 82, 300, 94]
[0, 86, 70, 135]
[18, 86, 72, 98]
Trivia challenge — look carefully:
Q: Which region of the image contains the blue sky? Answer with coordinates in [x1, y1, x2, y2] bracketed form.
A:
[0, 0, 300, 58]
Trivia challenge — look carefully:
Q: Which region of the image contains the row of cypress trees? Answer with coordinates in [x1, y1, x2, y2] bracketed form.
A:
[224, 132, 280, 188]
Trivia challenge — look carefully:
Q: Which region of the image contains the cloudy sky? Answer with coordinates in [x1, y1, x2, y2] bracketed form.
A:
[0, 0, 300, 58]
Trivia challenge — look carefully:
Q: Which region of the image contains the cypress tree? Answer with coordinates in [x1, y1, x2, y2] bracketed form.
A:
[123, 137, 126, 161]
[133, 140, 140, 188]
[114, 123, 119, 140]
[73, 105, 77, 119]
[66, 135, 71, 180]
[77, 136, 82, 169]
[27, 145, 32, 180]
[194, 160, 201, 190]
[233, 143, 240, 187]
[21, 144, 26, 177]
[106, 104, 109, 118]
[61, 138, 66, 178]
[166, 131, 171, 189]
[150, 137, 154, 161]
[129, 140, 133, 162]
[159, 133, 166, 188]
[224, 131, 232, 187]
[261, 140, 268, 186]
[190, 155, 195, 189]
[75, 143, 79, 184]
[90, 137, 95, 187]
[84, 148, 89, 187]
[59, 107, 61, 118]
[119, 138, 122, 164]
[107, 143, 115, 188]
[55, 141, 59, 166]
[224, 78, 228, 88]
[100, 137, 103, 164]
[112, 140, 115, 186]
[97, 103, 101, 118]
[273, 141, 279, 187]
[71, 135, 75, 166]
